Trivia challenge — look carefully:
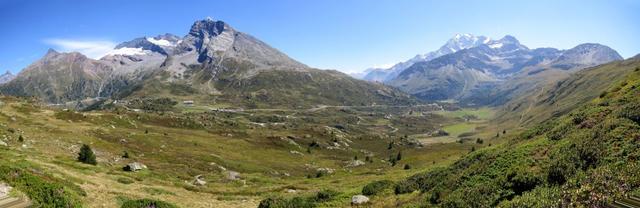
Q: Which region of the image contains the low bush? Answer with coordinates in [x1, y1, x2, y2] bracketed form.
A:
[362, 180, 394, 195]
[0, 165, 82, 207]
[121, 198, 178, 208]
[258, 189, 340, 208]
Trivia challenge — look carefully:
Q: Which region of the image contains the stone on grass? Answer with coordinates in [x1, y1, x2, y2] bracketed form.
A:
[226, 171, 241, 180]
[0, 183, 11, 197]
[123, 162, 147, 172]
[193, 175, 206, 186]
[351, 195, 369, 205]
[346, 160, 365, 167]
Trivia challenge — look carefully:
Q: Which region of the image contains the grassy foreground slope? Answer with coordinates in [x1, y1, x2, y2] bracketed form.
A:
[390, 64, 640, 207]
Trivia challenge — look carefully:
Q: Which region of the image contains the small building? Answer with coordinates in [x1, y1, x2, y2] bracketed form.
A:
[183, 100, 194, 106]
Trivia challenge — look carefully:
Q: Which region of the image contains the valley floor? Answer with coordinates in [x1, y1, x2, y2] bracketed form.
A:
[0, 98, 504, 207]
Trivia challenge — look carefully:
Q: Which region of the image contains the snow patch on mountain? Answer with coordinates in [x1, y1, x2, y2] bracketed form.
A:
[146, 37, 176, 47]
[105, 47, 150, 56]
[489, 43, 503, 49]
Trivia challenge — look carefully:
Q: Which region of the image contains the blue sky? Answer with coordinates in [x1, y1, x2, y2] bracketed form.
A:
[0, 0, 638, 74]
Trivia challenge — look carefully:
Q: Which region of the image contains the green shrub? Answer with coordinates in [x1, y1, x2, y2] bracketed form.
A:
[121, 198, 178, 208]
[0, 165, 82, 207]
[618, 103, 640, 124]
[77, 144, 97, 165]
[394, 180, 418, 194]
[258, 197, 288, 208]
[257, 189, 339, 208]
[505, 168, 542, 195]
[315, 189, 339, 202]
[429, 188, 442, 204]
[546, 122, 572, 140]
[362, 180, 394, 195]
[258, 196, 314, 208]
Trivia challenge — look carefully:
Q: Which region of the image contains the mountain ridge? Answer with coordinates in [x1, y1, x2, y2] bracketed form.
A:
[0, 19, 416, 108]
[385, 35, 623, 103]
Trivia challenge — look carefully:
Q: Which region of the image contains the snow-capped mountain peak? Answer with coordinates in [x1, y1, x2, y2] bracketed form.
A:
[102, 33, 182, 58]
[485, 35, 528, 51]
[355, 33, 492, 82]
[442, 33, 491, 53]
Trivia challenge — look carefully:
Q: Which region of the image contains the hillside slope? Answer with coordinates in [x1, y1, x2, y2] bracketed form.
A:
[390, 59, 640, 207]
[495, 57, 640, 128]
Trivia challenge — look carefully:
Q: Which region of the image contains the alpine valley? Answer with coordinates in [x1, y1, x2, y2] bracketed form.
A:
[0, 17, 639, 208]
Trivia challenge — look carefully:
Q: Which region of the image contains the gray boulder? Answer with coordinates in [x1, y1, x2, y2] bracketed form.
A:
[346, 160, 365, 167]
[226, 171, 240, 180]
[0, 183, 11, 197]
[193, 175, 206, 186]
[123, 162, 147, 172]
[351, 195, 369, 205]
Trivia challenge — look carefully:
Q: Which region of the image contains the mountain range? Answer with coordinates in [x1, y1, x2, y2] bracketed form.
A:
[0, 19, 415, 108]
[357, 34, 623, 105]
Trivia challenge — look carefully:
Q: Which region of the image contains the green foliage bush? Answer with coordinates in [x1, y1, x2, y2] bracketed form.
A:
[618, 102, 640, 124]
[362, 180, 394, 195]
[314, 189, 339, 202]
[257, 189, 340, 208]
[0, 165, 82, 207]
[121, 198, 178, 208]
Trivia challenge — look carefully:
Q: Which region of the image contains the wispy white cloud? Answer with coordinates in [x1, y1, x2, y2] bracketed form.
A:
[43, 39, 116, 59]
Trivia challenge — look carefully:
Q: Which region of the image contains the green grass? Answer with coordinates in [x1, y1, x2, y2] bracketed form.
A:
[442, 123, 476, 137]
[435, 107, 495, 120]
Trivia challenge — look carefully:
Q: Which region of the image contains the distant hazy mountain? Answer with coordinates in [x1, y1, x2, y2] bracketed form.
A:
[359, 34, 491, 82]
[0, 19, 415, 108]
[0, 71, 15, 84]
[386, 35, 622, 103]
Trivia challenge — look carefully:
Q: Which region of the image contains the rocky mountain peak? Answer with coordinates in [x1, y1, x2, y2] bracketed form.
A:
[550, 43, 623, 69]
[44, 48, 60, 57]
[485, 35, 527, 51]
[188, 18, 231, 38]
